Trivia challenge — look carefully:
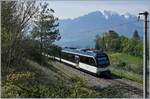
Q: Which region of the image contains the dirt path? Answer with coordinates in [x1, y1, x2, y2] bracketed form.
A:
[50, 60, 143, 98]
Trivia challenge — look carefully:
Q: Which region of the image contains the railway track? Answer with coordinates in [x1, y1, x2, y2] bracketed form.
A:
[50, 60, 143, 98]
[105, 77, 143, 97]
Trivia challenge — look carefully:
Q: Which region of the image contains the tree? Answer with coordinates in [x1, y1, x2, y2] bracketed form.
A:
[121, 36, 143, 57]
[31, 3, 60, 64]
[120, 35, 129, 52]
[95, 30, 120, 52]
[1, 1, 39, 66]
[109, 38, 121, 51]
[95, 30, 143, 56]
[95, 32, 103, 50]
[132, 30, 140, 40]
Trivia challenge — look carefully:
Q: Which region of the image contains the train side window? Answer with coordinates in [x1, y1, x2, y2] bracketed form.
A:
[61, 52, 75, 63]
[89, 58, 96, 66]
[80, 56, 87, 64]
[79, 56, 95, 66]
[68, 53, 75, 62]
[62, 52, 68, 60]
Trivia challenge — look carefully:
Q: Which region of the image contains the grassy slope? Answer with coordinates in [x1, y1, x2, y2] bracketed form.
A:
[110, 52, 143, 67]
[108, 52, 143, 83]
[1, 60, 65, 98]
[1, 59, 100, 98]
[2, 59, 143, 98]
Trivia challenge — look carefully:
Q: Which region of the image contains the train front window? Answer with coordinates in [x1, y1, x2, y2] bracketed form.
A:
[97, 56, 109, 67]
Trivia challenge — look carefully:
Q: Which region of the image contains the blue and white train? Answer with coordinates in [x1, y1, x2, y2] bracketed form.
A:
[49, 47, 111, 77]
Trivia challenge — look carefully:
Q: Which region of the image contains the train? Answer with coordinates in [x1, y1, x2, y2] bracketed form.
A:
[46, 47, 111, 77]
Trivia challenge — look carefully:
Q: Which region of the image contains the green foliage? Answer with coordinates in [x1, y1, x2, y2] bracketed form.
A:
[95, 30, 143, 57]
[2, 1, 60, 67]
[2, 59, 98, 98]
[108, 52, 143, 83]
[95, 30, 121, 52]
[111, 69, 143, 83]
[98, 85, 128, 98]
[110, 52, 143, 74]
[70, 76, 85, 97]
[132, 30, 141, 40]
[1, 2, 63, 97]
[122, 38, 143, 57]
[31, 2, 60, 64]
[46, 44, 62, 57]
[117, 60, 126, 68]
[21, 38, 44, 63]
[95, 36, 105, 50]
[31, 3, 60, 44]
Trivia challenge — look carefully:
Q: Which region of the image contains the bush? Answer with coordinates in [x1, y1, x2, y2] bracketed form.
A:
[117, 60, 126, 68]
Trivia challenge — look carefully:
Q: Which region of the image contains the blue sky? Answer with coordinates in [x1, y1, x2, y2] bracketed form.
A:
[45, 0, 150, 19]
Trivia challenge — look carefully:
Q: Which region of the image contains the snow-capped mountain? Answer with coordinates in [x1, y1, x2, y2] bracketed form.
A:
[55, 10, 143, 48]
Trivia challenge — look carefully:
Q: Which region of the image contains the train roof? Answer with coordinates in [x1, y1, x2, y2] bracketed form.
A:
[62, 47, 105, 58]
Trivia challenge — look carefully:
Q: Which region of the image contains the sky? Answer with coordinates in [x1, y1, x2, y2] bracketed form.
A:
[44, 0, 150, 19]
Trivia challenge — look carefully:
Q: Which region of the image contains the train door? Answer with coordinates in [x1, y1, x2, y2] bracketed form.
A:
[75, 55, 80, 68]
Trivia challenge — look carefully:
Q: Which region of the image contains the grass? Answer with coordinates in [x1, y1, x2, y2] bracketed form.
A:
[2, 58, 143, 98]
[107, 52, 143, 83]
[1, 59, 100, 98]
[110, 52, 143, 65]
[2, 60, 59, 98]
[111, 68, 143, 83]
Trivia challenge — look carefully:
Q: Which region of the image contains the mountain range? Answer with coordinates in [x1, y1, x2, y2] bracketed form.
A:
[55, 10, 143, 48]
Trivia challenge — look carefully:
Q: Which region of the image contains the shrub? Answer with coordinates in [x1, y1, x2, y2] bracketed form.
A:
[117, 60, 126, 68]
